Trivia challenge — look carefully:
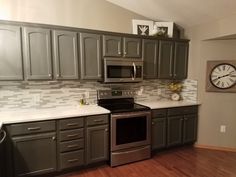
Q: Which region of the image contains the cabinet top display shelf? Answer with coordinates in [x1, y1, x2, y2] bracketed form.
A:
[0, 20, 189, 42]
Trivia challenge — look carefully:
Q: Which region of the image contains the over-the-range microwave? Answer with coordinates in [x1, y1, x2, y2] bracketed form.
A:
[103, 58, 143, 83]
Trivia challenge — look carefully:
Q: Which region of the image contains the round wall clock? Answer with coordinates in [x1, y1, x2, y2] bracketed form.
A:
[206, 60, 236, 92]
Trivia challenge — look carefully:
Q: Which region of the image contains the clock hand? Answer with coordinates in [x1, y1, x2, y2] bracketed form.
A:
[217, 71, 235, 79]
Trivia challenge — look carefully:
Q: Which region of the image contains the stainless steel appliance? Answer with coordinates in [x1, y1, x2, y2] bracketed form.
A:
[0, 129, 6, 176]
[97, 90, 151, 167]
[103, 58, 143, 83]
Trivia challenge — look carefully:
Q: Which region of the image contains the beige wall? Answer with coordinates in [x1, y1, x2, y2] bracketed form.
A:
[0, 0, 147, 33]
[186, 20, 236, 148]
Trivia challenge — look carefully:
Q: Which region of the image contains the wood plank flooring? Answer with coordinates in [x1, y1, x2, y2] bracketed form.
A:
[59, 146, 236, 177]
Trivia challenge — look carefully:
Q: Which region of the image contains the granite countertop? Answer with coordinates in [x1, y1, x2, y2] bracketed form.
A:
[136, 100, 200, 109]
[0, 105, 110, 125]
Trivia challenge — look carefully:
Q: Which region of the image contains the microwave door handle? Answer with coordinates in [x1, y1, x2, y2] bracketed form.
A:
[133, 62, 136, 80]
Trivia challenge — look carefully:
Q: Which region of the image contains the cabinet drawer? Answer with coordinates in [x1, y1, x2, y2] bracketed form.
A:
[59, 118, 84, 130]
[168, 106, 198, 116]
[60, 150, 84, 170]
[8, 121, 56, 136]
[60, 129, 84, 142]
[60, 139, 84, 153]
[86, 115, 109, 126]
[152, 109, 167, 118]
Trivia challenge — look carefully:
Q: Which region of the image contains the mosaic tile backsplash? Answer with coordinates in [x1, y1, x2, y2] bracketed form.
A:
[0, 79, 197, 111]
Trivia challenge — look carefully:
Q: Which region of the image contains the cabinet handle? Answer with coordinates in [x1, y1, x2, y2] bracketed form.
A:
[48, 74, 52, 77]
[68, 159, 79, 163]
[118, 51, 121, 55]
[27, 127, 41, 131]
[0, 130, 6, 144]
[52, 136, 56, 141]
[67, 123, 79, 127]
[94, 119, 104, 122]
[105, 128, 108, 132]
[67, 144, 79, 148]
[67, 134, 79, 138]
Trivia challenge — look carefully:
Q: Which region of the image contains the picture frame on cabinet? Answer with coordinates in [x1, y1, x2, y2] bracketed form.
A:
[154, 22, 174, 38]
[132, 19, 154, 36]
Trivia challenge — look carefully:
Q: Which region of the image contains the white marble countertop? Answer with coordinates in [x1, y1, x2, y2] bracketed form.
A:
[0, 105, 110, 125]
[136, 100, 200, 109]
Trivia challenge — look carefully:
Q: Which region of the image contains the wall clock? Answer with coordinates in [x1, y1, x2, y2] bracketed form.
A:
[206, 60, 236, 92]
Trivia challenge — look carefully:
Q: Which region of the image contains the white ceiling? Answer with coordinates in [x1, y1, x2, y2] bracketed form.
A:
[106, 0, 236, 28]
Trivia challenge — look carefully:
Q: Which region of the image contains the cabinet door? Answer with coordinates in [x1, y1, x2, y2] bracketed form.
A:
[80, 33, 101, 79]
[123, 37, 141, 58]
[151, 118, 166, 150]
[86, 125, 109, 164]
[12, 132, 56, 177]
[0, 25, 23, 80]
[167, 116, 182, 147]
[142, 39, 158, 79]
[53, 30, 79, 80]
[183, 114, 197, 144]
[103, 35, 122, 57]
[173, 42, 189, 79]
[23, 27, 53, 80]
[158, 40, 174, 79]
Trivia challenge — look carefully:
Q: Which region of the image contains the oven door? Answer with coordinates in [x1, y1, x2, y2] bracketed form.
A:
[111, 111, 151, 151]
[104, 58, 143, 83]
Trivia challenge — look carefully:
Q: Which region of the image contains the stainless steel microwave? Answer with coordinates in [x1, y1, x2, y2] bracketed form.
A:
[103, 58, 143, 83]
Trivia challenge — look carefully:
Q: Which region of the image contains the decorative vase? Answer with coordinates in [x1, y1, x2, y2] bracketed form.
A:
[171, 93, 180, 101]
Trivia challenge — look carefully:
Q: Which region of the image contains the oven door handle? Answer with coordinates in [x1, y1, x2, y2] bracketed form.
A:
[112, 146, 149, 155]
[0, 130, 6, 144]
[112, 111, 151, 119]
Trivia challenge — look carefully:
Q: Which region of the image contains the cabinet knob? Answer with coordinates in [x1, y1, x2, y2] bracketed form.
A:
[152, 122, 155, 125]
[48, 74, 52, 77]
[52, 136, 56, 140]
[105, 128, 108, 132]
[57, 74, 60, 77]
[124, 51, 127, 55]
[118, 51, 121, 55]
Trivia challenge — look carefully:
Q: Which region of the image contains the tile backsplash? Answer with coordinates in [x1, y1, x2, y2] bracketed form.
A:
[0, 79, 197, 111]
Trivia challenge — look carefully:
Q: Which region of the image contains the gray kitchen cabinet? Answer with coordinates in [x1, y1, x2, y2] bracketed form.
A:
[152, 118, 166, 150]
[23, 27, 53, 80]
[167, 106, 198, 147]
[0, 25, 23, 80]
[158, 40, 174, 79]
[123, 37, 141, 58]
[173, 42, 189, 79]
[86, 124, 109, 164]
[12, 133, 57, 177]
[86, 114, 109, 164]
[103, 35, 141, 58]
[80, 32, 102, 80]
[53, 30, 79, 80]
[103, 35, 122, 57]
[158, 40, 189, 80]
[142, 39, 158, 79]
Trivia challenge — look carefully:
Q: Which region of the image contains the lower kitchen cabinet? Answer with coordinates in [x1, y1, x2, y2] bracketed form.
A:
[11, 132, 57, 177]
[167, 115, 183, 147]
[182, 114, 197, 144]
[151, 118, 166, 150]
[86, 115, 109, 164]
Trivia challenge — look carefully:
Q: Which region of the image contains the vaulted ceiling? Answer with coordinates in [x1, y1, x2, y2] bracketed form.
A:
[106, 0, 236, 28]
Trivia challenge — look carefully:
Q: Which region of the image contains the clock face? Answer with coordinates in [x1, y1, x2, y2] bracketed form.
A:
[210, 63, 236, 89]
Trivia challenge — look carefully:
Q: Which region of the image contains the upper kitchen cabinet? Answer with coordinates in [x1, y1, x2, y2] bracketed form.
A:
[0, 25, 23, 80]
[123, 37, 141, 58]
[23, 27, 53, 80]
[158, 40, 189, 80]
[158, 40, 174, 79]
[80, 33, 102, 80]
[53, 30, 79, 80]
[103, 35, 122, 57]
[103, 35, 141, 58]
[173, 42, 189, 80]
[142, 39, 158, 79]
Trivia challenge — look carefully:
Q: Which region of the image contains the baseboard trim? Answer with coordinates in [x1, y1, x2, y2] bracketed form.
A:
[194, 144, 236, 152]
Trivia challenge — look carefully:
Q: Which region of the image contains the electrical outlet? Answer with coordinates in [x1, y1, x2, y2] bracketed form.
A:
[220, 125, 226, 133]
[157, 89, 162, 95]
[137, 87, 144, 96]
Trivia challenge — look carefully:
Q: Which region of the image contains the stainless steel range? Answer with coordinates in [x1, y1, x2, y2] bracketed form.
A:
[97, 90, 151, 167]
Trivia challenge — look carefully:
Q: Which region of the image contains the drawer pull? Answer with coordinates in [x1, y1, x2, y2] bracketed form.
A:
[67, 123, 79, 127]
[68, 159, 79, 163]
[67, 134, 79, 138]
[94, 119, 104, 122]
[67, 144, 79, 148]
[27, 127, 41, 131]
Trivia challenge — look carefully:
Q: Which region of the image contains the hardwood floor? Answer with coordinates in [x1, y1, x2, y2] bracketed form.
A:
[59, 146, 236, 177]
